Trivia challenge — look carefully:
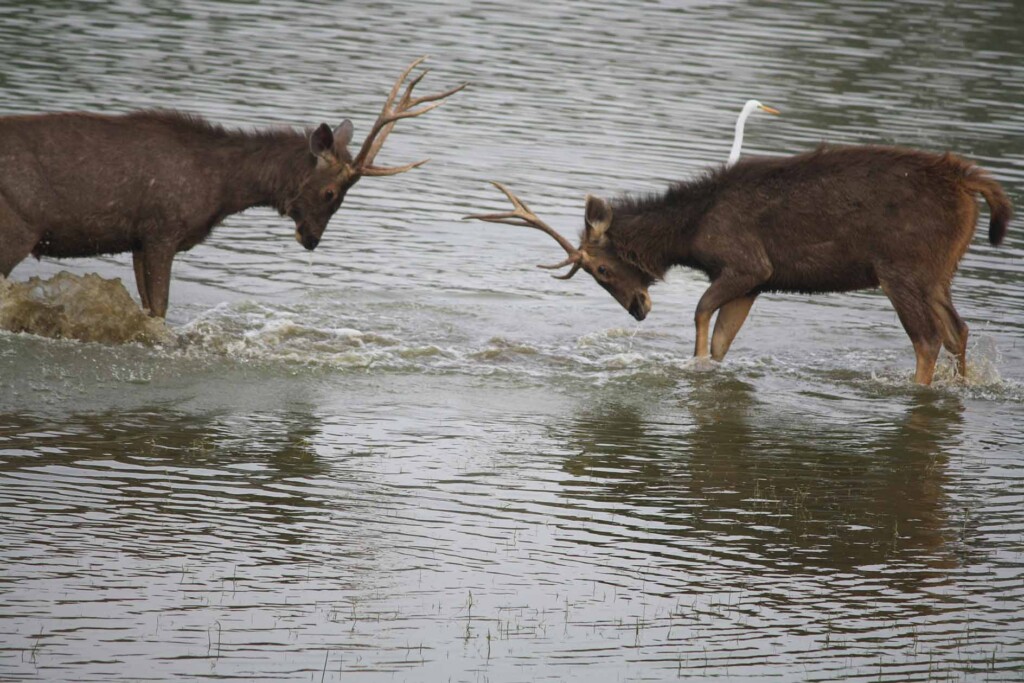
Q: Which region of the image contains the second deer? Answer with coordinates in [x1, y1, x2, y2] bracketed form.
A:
[0, 57, 465, 318]
[467, 146, 1011, 385]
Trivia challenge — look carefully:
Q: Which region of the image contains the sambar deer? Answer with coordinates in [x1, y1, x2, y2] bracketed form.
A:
[467, 146, 1012, 385]
[0, 57, 465, 318]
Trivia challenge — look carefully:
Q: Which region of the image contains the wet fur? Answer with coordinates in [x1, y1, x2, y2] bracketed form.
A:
[1, 110, 311, 258]
[0, 109, 344, 317]
[607, 146, 1008, 287]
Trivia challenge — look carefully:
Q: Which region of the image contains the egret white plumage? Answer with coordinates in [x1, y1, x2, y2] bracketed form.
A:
[727, 99, 780, 167]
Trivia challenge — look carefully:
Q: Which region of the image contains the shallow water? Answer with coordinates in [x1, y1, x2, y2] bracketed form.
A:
[2, 1, 1024, 681]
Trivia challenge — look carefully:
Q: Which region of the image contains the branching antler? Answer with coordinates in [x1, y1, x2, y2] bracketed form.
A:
[464, 182, 584, 279]
[352, 56, 467, 178]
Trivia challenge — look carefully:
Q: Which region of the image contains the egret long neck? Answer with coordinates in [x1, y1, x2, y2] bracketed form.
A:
[727, 100, 758, 167]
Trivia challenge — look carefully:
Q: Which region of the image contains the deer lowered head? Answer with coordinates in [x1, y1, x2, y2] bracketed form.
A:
[465, 182, 654, 320]
[287, 56, 466, 250]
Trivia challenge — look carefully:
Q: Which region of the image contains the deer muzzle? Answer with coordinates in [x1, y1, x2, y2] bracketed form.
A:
[295, 229, 320, 251]
[628, 292, 652, 321]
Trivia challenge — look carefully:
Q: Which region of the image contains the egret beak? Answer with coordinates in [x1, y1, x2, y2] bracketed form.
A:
[758, 104, 781, 115]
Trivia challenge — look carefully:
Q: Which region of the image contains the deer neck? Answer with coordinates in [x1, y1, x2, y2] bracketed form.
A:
[217, 130, 312, 217]
[610, 199, 704, 280]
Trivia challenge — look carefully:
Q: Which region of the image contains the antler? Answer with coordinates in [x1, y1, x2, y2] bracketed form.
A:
[351, 56, 467, 177]
[463, 182, 583, 279]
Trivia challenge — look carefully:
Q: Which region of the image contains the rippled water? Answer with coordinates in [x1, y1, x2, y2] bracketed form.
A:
[2, 1, 1024, 681]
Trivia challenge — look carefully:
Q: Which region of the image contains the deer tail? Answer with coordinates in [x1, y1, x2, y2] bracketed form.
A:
[965, 168, 1012, 246]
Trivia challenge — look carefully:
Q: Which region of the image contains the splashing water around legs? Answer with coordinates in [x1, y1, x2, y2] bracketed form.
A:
[932, 334, 1003, 387]
[0, 272, 172, 345]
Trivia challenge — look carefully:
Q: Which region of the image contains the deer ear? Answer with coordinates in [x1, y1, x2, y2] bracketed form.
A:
[309, 123, 335, 160]
[585, 194, 612, 240]
[333, 119, 354, 151]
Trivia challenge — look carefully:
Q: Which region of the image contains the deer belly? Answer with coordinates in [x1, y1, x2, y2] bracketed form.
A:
[31, 222, 137, 258]
[768, 240, 879, 294]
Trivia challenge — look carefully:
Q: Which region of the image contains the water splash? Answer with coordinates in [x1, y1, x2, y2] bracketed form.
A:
[931, 335, 1003, 387]
[675, 355, 719, 373]
[0, 272, 172, 346]
[856, 336, 1022, 401]
[625, 321, 642, 353]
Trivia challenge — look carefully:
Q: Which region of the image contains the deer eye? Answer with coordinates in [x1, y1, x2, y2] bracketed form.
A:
[324, 189, 335, 202]
[597, 265, 609, 277]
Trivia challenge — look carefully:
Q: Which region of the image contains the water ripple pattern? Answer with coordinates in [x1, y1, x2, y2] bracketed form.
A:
[2, 1, 1024, 681]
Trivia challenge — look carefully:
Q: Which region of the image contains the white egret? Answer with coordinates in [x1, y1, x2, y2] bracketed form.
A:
[727, 99, 780, 167]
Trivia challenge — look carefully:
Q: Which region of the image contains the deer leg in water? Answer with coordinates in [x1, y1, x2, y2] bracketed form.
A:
[881, 279, 943, 385]
[141, 245, 176, 319]
[132, 250, 151, 312]
[931, 287, 969, 379]
[694, 273, 764, 359]
[711, 294, 758, 361]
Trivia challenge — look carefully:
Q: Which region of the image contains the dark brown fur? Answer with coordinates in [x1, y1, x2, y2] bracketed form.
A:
[576, 145, 1011, 384]
[0, 109, 365, 317]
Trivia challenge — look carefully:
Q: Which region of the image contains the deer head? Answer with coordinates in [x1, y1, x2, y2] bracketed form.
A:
[465, 183, 654, 321]
[288, 56, 466, 250]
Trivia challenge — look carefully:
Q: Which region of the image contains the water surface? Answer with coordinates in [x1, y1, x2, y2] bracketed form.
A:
[2, 1, 1024, 681]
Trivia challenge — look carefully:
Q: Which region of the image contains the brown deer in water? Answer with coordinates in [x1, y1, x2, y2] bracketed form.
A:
[467, 146, 1011, 385]
[0, 57, 465, 318]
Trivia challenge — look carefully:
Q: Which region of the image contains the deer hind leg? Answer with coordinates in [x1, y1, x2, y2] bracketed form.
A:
[881, 279, 943, 385]
[931, 288, 968, 379]
[694, 272, 765, 359]
[141, 245, 176, 319]
[0, 201, 38, 278]
[132, 250, 151, 312]
[711, 294, 758, 361]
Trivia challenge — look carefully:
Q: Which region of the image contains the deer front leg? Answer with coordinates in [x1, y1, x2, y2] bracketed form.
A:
[694, 274, 763, 359]
[141, 244, 176, 319]
[132, 250, 151, 312]
[711, 294, 758, 361]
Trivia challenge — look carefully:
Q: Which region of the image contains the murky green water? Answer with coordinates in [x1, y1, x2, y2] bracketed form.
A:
[2, 1, 1024, 681]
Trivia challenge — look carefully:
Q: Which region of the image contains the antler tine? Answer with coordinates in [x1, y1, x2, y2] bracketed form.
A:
[379, 56, 427, 121]
[489, 181, 534, 217]
[360, 159, 429, 177]
[352, 57, 421, 168]
[537, 255, 578, 270]
[487, 182, 579, 257]
[402, 81, 469, 110]
[551, 261, 583, 280]
[463, 182, 583, 278]
[352, 56, 468, 176]
[360, 89, 466, 172]
[362, 65, 423, 160]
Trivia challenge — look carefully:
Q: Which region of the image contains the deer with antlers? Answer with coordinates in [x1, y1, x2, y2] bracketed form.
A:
[467, 146, 1011, 385]
[0, 56, 464, 318]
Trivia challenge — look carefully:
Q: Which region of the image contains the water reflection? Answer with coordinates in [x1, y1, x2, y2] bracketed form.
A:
[0, 407, 333, 558]
[562, 383, 965, 577]
[545, 383, 1022, 680]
